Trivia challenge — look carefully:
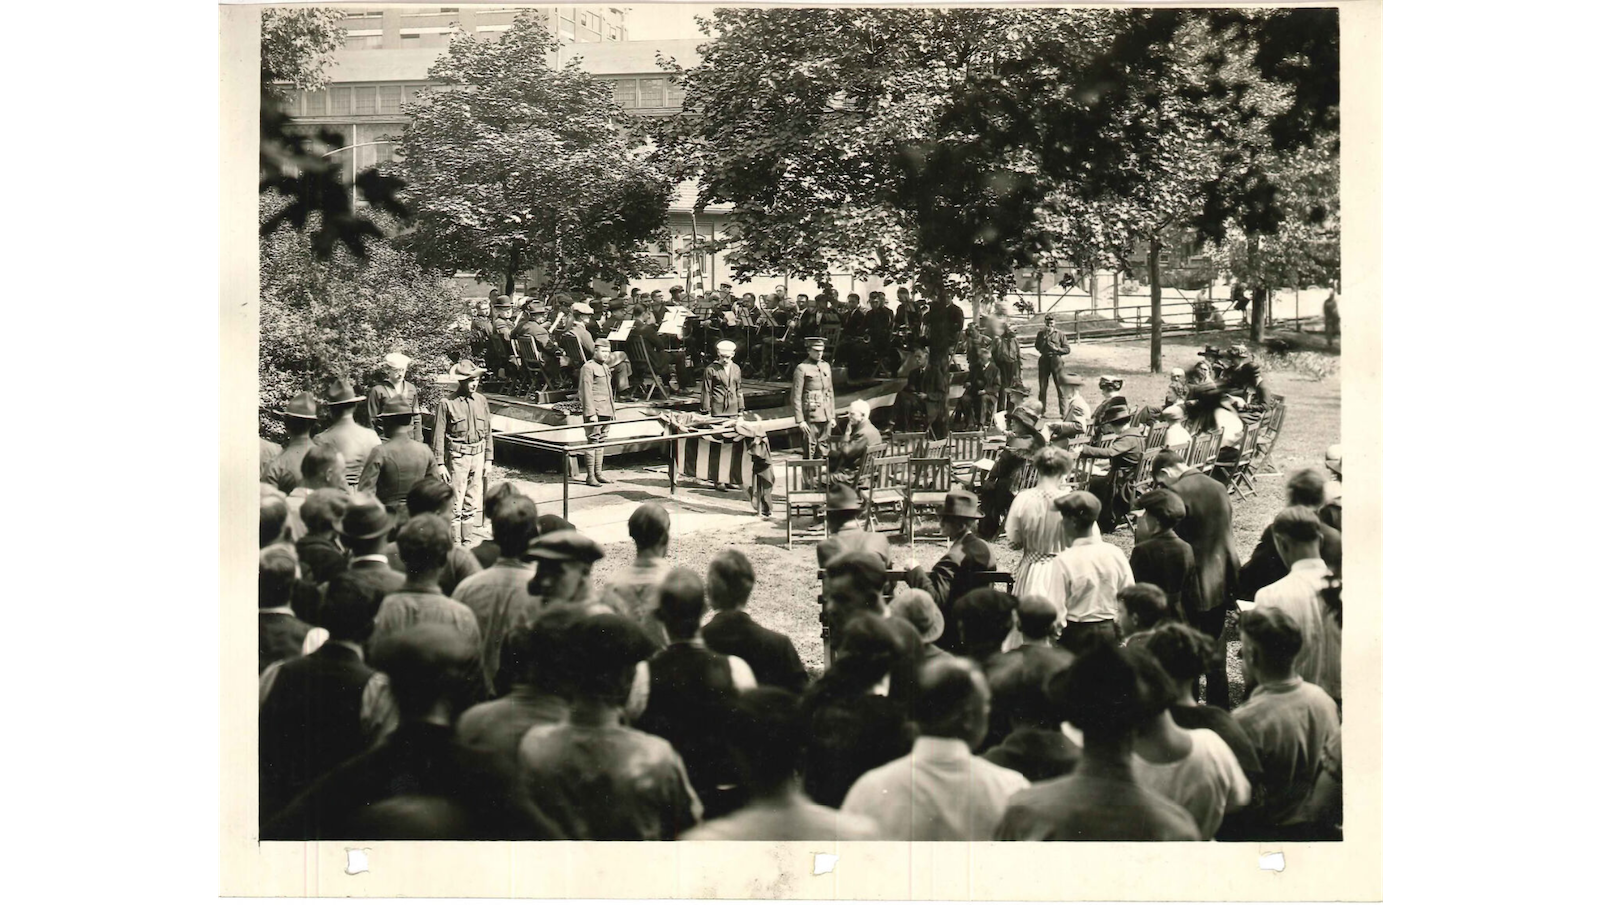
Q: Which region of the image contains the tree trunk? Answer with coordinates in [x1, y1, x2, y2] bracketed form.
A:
[504, 245, 521, 297]
[1250, 286, 1267, 342]
[1148, 233, 1163, 373]
[1246, 233, 1264, 342]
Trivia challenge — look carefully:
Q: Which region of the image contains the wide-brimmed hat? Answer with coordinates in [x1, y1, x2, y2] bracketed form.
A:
[1199, 346, 1224, 359]
[492, 295, 515, 309]
[1010, 399, 1044, 429]
[375, 396, 420, 420]
[383, 352, 413, 371]
[1098, 375, 1123, 388]
[438, 359, 488, 383]
[826, 483, 863, 512]
[1100, 403, 1132, 423]
[942, 488, 980, 520]
[339, 496, 392, 539]
[889, 589, 945, 644]
[274, 391, 320, 421]
[522, 298, 547, 313]
[321, 378, 365, 407]
[606, 296, 630, 311]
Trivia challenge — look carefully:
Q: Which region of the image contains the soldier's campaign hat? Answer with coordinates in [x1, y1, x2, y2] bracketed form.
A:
[1134, 488, 1187, 524]
[942, 488, 981, 520]
[1100, 403, 1132, 423]
[274, 391, 321, 421]
[889, 589, 945, 644]
[551, 293, 574, 306]
[1053, 490, 1102, 523]
[375, 396, 420, 420]
[571, 302, 594, 315]
[446, 359, 488, 382]
[522, 297, 547, 313]
[339, 495, 393, 539]
[383, 352, 413, 371]
[806, 336, 827, 349]
[492, 295, 515, 309]
[321, 378, 366, 407]
[525, 529, 606, 564]
[607, 296, 630, 311]
[826, 483, 863, 512]
[1062, 374, 1085, 386]
[571, 612, 656, 673]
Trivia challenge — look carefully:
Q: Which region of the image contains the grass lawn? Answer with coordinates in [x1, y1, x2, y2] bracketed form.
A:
[566, 328, 1342, 703]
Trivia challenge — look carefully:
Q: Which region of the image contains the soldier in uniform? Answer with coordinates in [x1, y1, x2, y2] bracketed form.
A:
[511, 298, 564, 389]
[1035, 313, 1072, 416]
[577, 338, 616, 488]
[828, 398, 881, 489]
[317, 378, 380, 489]
[792, 336, 834, 460]
[431, 359, 494, 546]
[1076, 404, 1147, 535]
[262, 390, 321, 494]
[358, 396, 435, 522]
[923, 292, 964, 439]
[366, 351, 423, 438]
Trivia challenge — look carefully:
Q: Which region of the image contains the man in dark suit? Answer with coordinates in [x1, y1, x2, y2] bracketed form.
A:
[904, 489, 994, 655]
[703, 550, 809, 693]
[818, 483, 891, 569]
[340, 496, 405, 600]
[982, 595, 1079, 776]
[1238, 468, 1343, 600]
[1153, 449, 1240, 707]
[1129, 488, 1201, 624]
[260, 546, 313, 673]
[259, 573, 394, 825]
[1077, 404, 1147, 535]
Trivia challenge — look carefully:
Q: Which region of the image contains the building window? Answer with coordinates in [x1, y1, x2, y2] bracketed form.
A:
[665, 81, 685, 108]
[355, 86, 378, 115]
[347, 34, 383, 50]
[611, 78, 637, 108]
[379, 85, 402, 112]
[402, 83, 427, 105]
[639, 78, 665, 108]
[401, 33, 419, 46]
[439, 6, 458, 12]
[331, 87, 352, 115]
[302, 89, 327, 116]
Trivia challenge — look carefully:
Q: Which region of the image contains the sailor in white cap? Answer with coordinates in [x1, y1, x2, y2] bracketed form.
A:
[366, 350, 422, 435]
[701, 339, 745, 491]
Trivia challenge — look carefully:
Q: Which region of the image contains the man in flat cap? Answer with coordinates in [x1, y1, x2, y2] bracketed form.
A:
[1076, 403, 1147, 534]
[1129, 488, 1200, 624]
[432, 359, 494, 546]
[577, 338, 615, 488]
[367, 352, 423, 437]
[1048, 491, 1133, 653]
[525, 529, 606, 611]
[317, 378, 380, 489]
[792, 336, 835, 460]
[358, 396, 435, 521]
[904, 488, 994, 655]
[263, 390, 323, 494]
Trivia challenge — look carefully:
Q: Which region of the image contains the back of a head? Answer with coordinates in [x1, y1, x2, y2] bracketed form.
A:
[300, 487, 350, 534]
[484, 481, 526, 523]
[1047, 643, 1165, 740]
[727, 687, 806, 790]
[1016, 595, 1059, 641]
[406, 478, 456, 520]
[707, 549, 755, 611]
[1285, 469, 1327, 508]
[1239, 607, 1304, 676]
[260, 489, 289, 548]
[1271, 505, 1325, 546]
[1119, 583, 1170, 631]
[259, 546, 299, 609]
[536, 514, 574, 537]
[1152, 448, 1185, 475]
[505, 606, 584, 695]
[301, 443, 343, 488]
[569, 612, 657, 703]
[655, 567, 707, 640]
[628, 503, 671, 553]
[824, 550, 888, 622]
[372, 624, 479, 721]
[1122, 647, 1180, 724]
[320, 572, 385, 642]
[491, 496, 540, 558]
[1144, 623, 1217, 686]
[1034, 445, 1072, 478]
[913, 657, 989, 744]
[953, 589, 1018, 653]
[818, 612, 904, 697]
[396, 514, 453, 575]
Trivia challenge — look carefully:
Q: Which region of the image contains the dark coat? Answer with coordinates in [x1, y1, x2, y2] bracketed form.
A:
[1237, 522, 1343, 600]
[295, 534, 348, 585]
[1162, 469, 1240, 614]
[345, 557, 406, 600]
[1129, 529, 1202, 623]
[1081, 427, 1147, 532]
[906, 531, 995, 653]
[258, 643, 375, 822]
[259, 611, 312, 674]
[635, 643, 743, 818]
[799, 692, 913, 809]
[702, 610, 809, 694]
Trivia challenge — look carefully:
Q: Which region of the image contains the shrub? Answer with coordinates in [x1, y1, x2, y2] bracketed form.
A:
[259, 193, 471, 441]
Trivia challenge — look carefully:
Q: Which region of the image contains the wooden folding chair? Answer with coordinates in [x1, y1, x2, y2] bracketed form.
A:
[906, 456, 952, 553]
[784, 459, 830, 549]
[626, 333, 668, 402]
[1252, 402, 1289, 477]
[1121, 446, 1164, 533]
[1185, 430, 1222, 470]
[1145, 422, 1170, 450]
[972, 571, 1017, 596]
[947, 431, 985, 487]
[1010, 460, 1041, 494]
[884, 431, 926, 459]
[1222, 421, 1265, 500]
[865, 454, 910, 536]
[513, 335, 551, 397]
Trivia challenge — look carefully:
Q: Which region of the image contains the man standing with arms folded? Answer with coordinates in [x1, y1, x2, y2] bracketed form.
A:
[1035, 314, 1071, 417]
[432, 359, 494, 546]
[366, 352, 423, 438]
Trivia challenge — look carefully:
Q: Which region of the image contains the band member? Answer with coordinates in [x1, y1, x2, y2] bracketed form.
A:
[923, 291, 964, 440]
[1035, 314, 1072, 416]
[792, 336, 834, 460]
[864, 292, 896, 368]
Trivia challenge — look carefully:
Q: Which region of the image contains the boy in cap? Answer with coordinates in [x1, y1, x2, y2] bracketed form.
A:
[982, 595, 1079, 777]
[1048, 491, 1134, 653]
[1130, 488, 1200, 622]
[524, 529, 606, 610]
[294, 482, 350, 585]
[518, 612, 703, 839]
[432, 359, 494, 545]
[366, 351, 423, 437]
[358, 396, 435, 520]
[791, 335, 835, 459]
[904, 488, 995, 655]
[263, 390, 322, 493]
[318, 378, 380, 488]
[576, 338, 615, 487]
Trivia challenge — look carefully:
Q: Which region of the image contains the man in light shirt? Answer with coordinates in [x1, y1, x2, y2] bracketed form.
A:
[1048, 491, 1134, 653]
[597, 503, 674, 647]
[451, 496, 542, 696]
[1253, 507, 1334, 694]
[840, 658, 1029, 840]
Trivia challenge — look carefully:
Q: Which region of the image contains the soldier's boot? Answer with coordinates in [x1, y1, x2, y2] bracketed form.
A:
[583, 453, 601, 487]
[595, 448, 613, 484]
[457, 518, 472, 547]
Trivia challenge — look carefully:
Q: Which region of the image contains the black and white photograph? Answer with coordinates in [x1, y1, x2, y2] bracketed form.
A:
[225, 1, 1378, 896]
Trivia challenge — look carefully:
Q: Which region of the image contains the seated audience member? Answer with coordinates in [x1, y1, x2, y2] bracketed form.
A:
[952, 588, 1019, 670]
[1253, 507, 1334, 693]
[822, 551, 924, 704]
[518, 613, 703, 840]
[637, 568, 757, 820]
[1117, 583, 1177, 650]
[1125, 648, 1252, 840]
[1238, 470, 1343, 599]
[259, 546, 313, 673]
[799, 614, 916, 809]
[903, 489, 994, 655]
[817, 483, 892, 569]
[261, 485, 291, 549]
[1129, 488, 1199, 622]
[1158, 403, 1191, 450]
[295, 486, 351, 586]
[889, 589, 952, 661]
[285, 443, 346, 541]
[524, 529, 605, 610]
[455, 606, 579, 771]
[702, 549, 809, 694]
[452, 496, 542, 695]
[1143, 623, 1266, 834]
[384, 479, 484, 596]
[841, 658, 1030, 841]
[471, 482, 531, 569]
[259, 574, 396, 825]
[371, 515, 483, 654]
[597, 503, 674, 646]
[1049, 491, 1134, 653]
[265, 625, 553, 840]
[683, 688, 881, 840]
[341, 495, 406, 599]
[1232, 608, 1342, 840]
[994, 644, 1202, 841]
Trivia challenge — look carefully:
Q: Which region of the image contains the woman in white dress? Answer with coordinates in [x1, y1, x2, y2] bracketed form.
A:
[1003, 445, 1076, 646]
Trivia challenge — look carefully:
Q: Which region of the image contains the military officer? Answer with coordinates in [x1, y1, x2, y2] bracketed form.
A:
[1076, 403, 1147, 535]
[262, 390, 322, 494]
[358, 395, 435, 522]
[792, 336, 834, 460]
[366, 351, 423, 437]
[1034, 313, 1072, 416]
[577, 338, 616, 488]
[431, 359, 494, 545]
